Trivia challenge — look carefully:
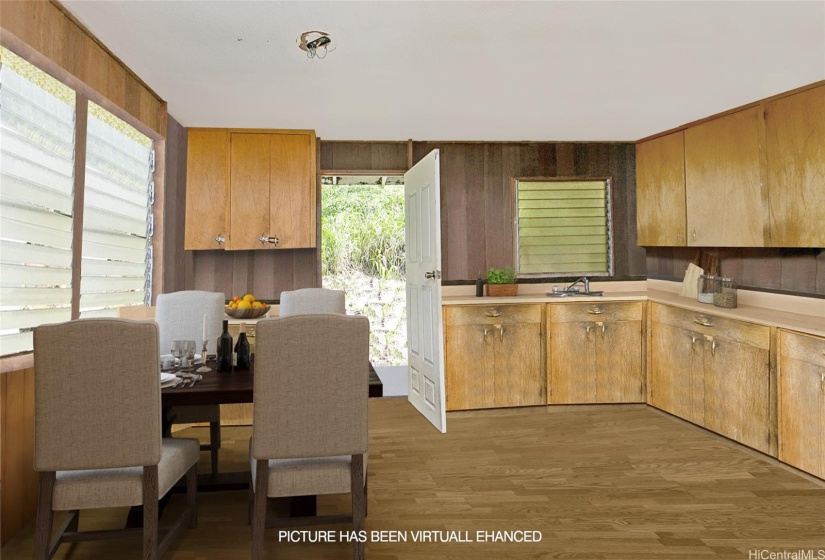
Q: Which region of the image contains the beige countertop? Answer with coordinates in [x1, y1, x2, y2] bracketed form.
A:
[441, 280, 825, 338]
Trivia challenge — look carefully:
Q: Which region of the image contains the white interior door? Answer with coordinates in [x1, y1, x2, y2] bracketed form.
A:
[405, 150, 446, 433]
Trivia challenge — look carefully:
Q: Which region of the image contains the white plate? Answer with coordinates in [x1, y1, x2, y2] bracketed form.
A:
[160, 354, 202, 361]
[160, 372, 176, 384]
[161, 376, 180, 388]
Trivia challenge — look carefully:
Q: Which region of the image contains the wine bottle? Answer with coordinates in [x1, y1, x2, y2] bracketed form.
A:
[235, 322, 251, 370]
[217, 320, 233, 372]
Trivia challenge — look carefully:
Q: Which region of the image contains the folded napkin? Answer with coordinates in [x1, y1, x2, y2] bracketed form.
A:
[680, 263, 704, 299]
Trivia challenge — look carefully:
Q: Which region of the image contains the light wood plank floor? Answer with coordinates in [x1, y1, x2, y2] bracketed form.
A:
[3, 399, 825, 559]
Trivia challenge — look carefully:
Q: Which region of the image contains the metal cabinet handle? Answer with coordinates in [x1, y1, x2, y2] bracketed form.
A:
[692, 229, 697, 241]
[586, 325, 593, 333]
[596, 321, 605, 333]
[587, 306, 604, 315]
[691, 335, 698, 349]
[483, 328, 490, 342]
[821, 372, 824, 384]
[711, 340, 718, 356]
[693, 316, 714, 327]
[485, 308, 502, 318]
[259, 235, 280, 246]
[215, 234, 226, 244]
[499, 325, 504, 341]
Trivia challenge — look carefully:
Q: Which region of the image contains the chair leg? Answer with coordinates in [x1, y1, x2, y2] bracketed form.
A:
[210, 422, 220, 474]
[351, 455, 365, 560]
[66, 510, 79, 532]
[33, 472, 56, 560]
[252, 459, 269, 560]
[364, 468, 369, 518]
[143, 466, 159, 560]
[186, 463, 198, 529]
[247, 471, 254, 526]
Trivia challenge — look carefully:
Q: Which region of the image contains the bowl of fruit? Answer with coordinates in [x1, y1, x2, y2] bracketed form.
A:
[225, 294, 270, 319]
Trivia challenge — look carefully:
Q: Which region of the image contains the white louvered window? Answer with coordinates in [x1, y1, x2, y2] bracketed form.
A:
[515, 179, 612, 276]
[0, 51, 76, 356]
[79, 102, 153, 318]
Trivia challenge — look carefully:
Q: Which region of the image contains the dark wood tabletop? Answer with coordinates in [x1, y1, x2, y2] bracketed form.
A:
[161, 359, 383, 407]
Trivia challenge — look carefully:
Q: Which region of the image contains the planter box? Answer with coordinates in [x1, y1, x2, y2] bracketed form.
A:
[486, 283, 518, 297]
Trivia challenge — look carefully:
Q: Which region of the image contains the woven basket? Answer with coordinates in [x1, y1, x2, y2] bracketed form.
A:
[485, 284, 518, 297]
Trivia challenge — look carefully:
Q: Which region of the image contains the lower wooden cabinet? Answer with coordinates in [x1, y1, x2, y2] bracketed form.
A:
[648, 303, 771, 453]
[444, 304, 544, 410]
[548, 302, 644, 404]
[778, 330, 825, 479]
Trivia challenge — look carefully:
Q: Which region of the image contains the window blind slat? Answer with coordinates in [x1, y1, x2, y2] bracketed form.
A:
[81, 258, 146, 277]
[517, 199, 606, 209]
[79, 291, 145, 310]
[80, 276, 145, 293]
[0, 263, 72, 286]
[0, 286, 73, 307]
[520, 226, 607, 237]
[0, 307, 71, 330]
[519, 208, 605, 219]
[82, 239, 148, 263]
[0, 240, 72, 267]
[82, 205, 148, 237]
[0, 173, 74, 214]
[0, 331, 34, 356]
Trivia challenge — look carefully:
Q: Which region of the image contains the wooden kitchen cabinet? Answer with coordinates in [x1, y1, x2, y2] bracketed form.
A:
[444, 304, 544, 411]
[548, 302, 644, 404]
[185, 128, 316, 250]
[184, 130, 229, 249]
[648, 303, 771, 452]
[778, 330, 825, 479]
[684, 107, 764, 247]
[764, 84, 825, 247]
[228, 130, 316, 250]
[635, 131, 687, 246]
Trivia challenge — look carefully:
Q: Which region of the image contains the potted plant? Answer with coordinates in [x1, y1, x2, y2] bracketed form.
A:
[486, 266, 518, 297]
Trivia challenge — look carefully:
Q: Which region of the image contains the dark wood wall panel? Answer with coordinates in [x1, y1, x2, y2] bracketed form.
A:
[412, 142, 645, 281]
[320, 141, 408, 171]
[646, 248, 825, 296]
[161, 115, 190, 294]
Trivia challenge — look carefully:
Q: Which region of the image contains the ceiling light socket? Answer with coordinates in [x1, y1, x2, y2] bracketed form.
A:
[298, 31, 334, 59]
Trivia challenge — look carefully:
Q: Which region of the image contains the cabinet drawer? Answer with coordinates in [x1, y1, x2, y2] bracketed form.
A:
[651, 303, 769, 349]
[780, 330, 825, 368]
[444, 304, 542, 326]
[549, 301, 643, 323]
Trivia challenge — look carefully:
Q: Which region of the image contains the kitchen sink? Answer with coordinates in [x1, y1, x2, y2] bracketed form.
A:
[545, 290, 604, 297]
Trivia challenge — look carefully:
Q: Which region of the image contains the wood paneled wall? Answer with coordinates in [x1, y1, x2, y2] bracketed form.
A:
[646, 248, 825, 296]
[1, 368, 37, 546]
[162, 115, 191, 294]
[0, 0, 166, 138]
[320, 141, 408, 171]
[411, 142, 646, 281]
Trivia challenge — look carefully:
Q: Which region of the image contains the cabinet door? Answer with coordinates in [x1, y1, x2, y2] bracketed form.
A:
[445, 324, 495, 411]
[548, 322, 595, 404]
[703, 335, 770, 453]
[495, 322, 544, 407]
[636, 131, 686, 246]
[270, 132, 316, 248]
[684, 107, 764, 246]
[765, 85, 825, 247]
[596, 320, 644, 403]
[649, 322, 704, 424]
[185, 130, 228, 250]
[778, 331, 825, 478]
[228, 133, 271, 250]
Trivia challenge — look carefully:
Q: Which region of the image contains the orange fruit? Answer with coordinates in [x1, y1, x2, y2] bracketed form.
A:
[237, 300, 252, 309]
[232, 295, 241, 303]
[243, 294, 255, 304]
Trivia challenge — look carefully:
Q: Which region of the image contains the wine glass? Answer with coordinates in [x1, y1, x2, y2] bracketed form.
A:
[170, 340, 185, 374]
[184, 340, 197, 374]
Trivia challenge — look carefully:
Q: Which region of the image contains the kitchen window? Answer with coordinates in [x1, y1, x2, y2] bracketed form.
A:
[514, 178, 612, 276]
[0, 48, 155, 356]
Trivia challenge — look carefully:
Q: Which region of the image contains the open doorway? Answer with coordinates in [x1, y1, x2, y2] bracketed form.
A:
[321, 175, 407, 396]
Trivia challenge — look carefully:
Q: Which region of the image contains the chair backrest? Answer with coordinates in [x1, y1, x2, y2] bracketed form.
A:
[156, 291, 224, 355]
[252, 314, 369, 460]
[279, 288, 345, 316]
[34, 319, 161, 471]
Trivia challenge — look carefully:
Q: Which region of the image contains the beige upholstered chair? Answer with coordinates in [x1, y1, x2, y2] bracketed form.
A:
[33, 319, 198, 560]
[279, 288, 345, 316]
[156, 290, 224, 473]
[250, 314, 369, 560]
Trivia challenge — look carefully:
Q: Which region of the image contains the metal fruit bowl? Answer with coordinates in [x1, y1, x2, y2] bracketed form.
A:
[225, 305, 270, 319]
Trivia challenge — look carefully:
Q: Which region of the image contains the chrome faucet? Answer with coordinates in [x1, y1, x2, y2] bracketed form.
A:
[565, 277, 590, 293]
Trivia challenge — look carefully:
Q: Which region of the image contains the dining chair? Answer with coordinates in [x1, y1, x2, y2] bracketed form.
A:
[33, 318, 198, 560]
[279, 288, 345, 316]
[250, 314, 370, 560]
[156, 290, 224, 473]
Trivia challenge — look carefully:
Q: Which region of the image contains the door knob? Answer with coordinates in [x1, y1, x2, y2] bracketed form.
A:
[424, 270, 440, 280]
[215, 234, 226, 244]
[259, 235, 280, 246]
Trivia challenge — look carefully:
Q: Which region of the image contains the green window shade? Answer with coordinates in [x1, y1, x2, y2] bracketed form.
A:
[517, 180, 610, 275]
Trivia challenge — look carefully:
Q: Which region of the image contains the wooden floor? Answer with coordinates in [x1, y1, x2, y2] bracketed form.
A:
[3, 398, 825, 559]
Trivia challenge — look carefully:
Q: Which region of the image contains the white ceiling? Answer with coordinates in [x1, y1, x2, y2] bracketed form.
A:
[63, 1, 825, 141]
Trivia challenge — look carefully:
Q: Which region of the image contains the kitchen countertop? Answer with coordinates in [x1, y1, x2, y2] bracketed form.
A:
[441, 281, 825, 338]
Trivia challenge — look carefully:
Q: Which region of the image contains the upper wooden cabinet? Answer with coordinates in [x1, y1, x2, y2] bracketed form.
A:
[636, 81, 825, 248]
[185, 128, 317, 250]
[184, 130, 229, 250]
[684, 107, 764, 247]
[764, 85, 825, 247]
[636, 131, 686, 246]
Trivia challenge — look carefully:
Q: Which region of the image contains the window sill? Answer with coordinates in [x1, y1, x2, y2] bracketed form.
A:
[1, 352, 34, 374]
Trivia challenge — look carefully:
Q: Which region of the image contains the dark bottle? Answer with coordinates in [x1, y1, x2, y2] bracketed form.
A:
[217, 320, 233, 372]
[234, 322, 251, 370]
[475, 278, 484, 297]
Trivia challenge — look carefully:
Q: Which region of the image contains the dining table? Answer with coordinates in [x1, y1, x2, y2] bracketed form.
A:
[126, 358, 383, 527]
